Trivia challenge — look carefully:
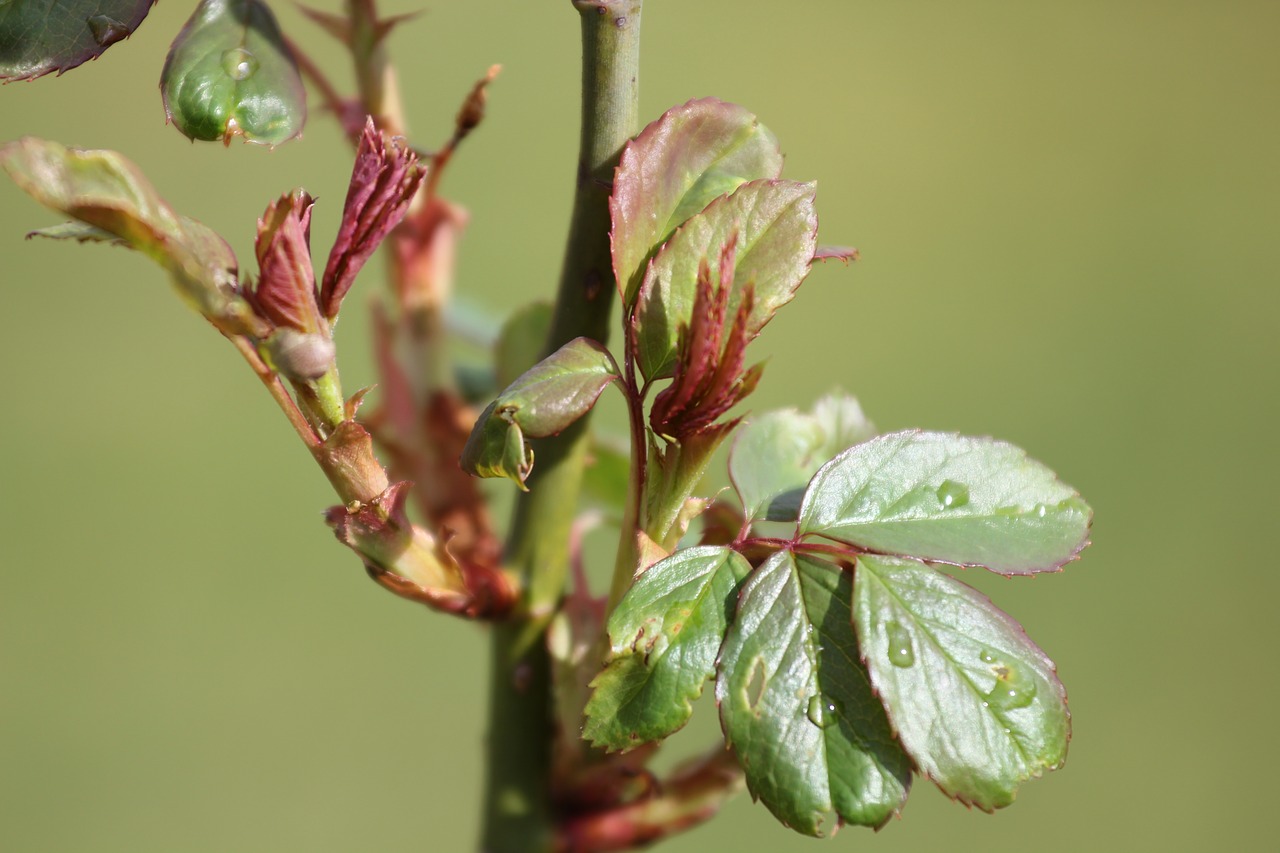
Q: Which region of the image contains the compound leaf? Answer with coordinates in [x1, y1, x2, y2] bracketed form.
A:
[717, 551, 911, 835]
[634, 179, 817, 380]
[161, 0, 305, 145]
[611, 98, 783, 305]
[584, 546, 750, 750]
[798, 431, 1092, 574]
[852, 554, 1070, 809]
[0, 0, 153, 81]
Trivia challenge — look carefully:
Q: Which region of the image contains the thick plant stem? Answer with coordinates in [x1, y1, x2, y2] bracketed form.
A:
[482, 2, 642, 851]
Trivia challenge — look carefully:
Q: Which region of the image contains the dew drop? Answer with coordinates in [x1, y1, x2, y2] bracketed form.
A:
[885, 621, 915, 667]
[87, 15, 131, 47]
[806, 694, 840, 728]
[985, 665, 1036, 711]
[221, 48, 259, 81]
[979, 648, 998, 664]
[935, 479, 970, 510]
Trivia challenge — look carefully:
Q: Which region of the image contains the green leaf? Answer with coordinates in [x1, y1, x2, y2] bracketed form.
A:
[634, 180, 817, 380]
[0, 136, 259, 336]
[852, 554, 1070, 809]
[458, 400, 533, 490]
[583, 546, 751, 750]
[494, 301, 552, 389]
[461, 337, 619, 488]
[161, 0, 305, 145]
[0, 0, 153, 81]
[730, 393, 876, 523]
[492, 336, 619, 437]
[611, 98, 784, 305]
[717, 551, 911, 834]
[797, 431, 1092, 574]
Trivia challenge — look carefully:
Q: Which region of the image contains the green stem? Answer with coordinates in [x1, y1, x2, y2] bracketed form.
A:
[481, 2, 642, 851]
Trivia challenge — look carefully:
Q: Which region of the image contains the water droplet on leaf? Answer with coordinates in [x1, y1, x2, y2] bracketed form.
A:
[221, 48, 259, 81]
[806, 695, 840, 728]
[936, 479, 970, 509]
[985, 666, 1036, 711]
[87, 16, 131, 47]
[979, 648, 998, 664]
[885, 621, 915, 667]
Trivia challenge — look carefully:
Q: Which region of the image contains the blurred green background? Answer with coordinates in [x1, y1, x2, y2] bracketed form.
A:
[2, 1, 1276, 850]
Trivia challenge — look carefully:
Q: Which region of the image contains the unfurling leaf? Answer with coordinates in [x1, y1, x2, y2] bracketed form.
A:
[251, 190, 321, 332]
[321, 118, 424, 319]
[461, 338, 619, 488]
[634, 180, 818, 380]
[459, 400, 534, 490]
[0, 137, 259, 336]
[852, 554, 1070, 809]
[648, 237, 762, 440]
[584, 547, 751, 750]
[797, 431, 1092, 574]
[0, 0, 154, 81]
[717, 552, 911, 834]
[611, 98, 784, 304]
[730, 393, 876, 523]
[161, 0, 306, 145]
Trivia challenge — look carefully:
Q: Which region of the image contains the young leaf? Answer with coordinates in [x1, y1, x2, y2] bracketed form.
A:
[0, 137, 258, 336]
[320, 119, 424, 319]
[491, 337, 619, 437]
[161, 0, 306, 145]
[730, 393, 875, 523]
[461, 338, 619, 488]
[583, 546, 751, 750]
[717, 551, 911, 834]
[611, 98, 784, 304]
[0, 0, 153, 81]
[798, 431, 1092, 574]
[852, 554, 1070, 809]
[459, 400, 533, 489]
[634, 179, 817, 380]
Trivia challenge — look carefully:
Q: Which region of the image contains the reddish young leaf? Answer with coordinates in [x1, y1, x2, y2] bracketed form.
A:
[250, 189, 323, 335]
[320, 117, 424, 319]
[649, 239, 761, 440]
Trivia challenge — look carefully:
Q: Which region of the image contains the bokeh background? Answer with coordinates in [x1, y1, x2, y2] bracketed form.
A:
[2, 1, 1276, 850]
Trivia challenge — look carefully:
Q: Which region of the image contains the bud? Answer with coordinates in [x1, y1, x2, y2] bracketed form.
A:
[263, 328, 336, 381]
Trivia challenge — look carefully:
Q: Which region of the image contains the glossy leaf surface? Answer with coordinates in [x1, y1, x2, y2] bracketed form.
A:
[611, 98, 783, 304]
[584, 546, 751, 750]
[161, 0, 305, 145]
[461, 338, 618, 488]
[0, 0, 153, 80]
[458, 400, 532, 490]
[717, 552, 911, 834]
[730, 393, 875, 523]
[634, 180, 817, 380]
[798, 431, 1091, 574]
[853, 554, 1069, 809]
[0, 137, 256, 335]
[491, 337, 618, 437]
